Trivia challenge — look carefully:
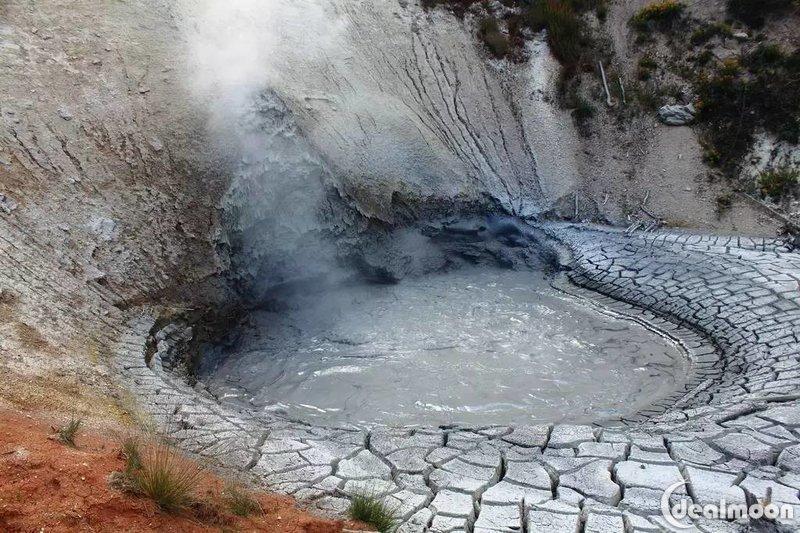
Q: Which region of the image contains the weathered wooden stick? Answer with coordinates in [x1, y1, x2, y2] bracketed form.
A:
[599, 61, 613, 106]
[574, 192, 579, 219]
[618, 76, 626, 105]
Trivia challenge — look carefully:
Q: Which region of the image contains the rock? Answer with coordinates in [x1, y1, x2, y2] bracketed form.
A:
[658, 103, 696, 126]
[148, 136, 164, 152]
[86, 216, 118, 241]
[733, 31, 749, 40]
[57, 106, 73, 120]
[0, 193, 18, 214]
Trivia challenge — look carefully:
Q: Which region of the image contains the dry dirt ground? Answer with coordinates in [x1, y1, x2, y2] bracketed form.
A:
[0, 408, 366, 533]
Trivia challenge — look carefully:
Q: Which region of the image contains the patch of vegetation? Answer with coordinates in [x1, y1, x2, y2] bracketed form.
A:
[715, 192, 735, 217]
[695, 44, 800, 172]
[637, 55, 658, 80]
[222, 483, 262, 518]
[759, 167, 800, 201]
[478, 16, 511, 59]
[727, 0, 796, 28]
[117, 442, 204, 512]
[55, 417, 82, 447]
[348, 493, 398, 533]
[631, 1, 685, 32]
[535, 0, 585, 66]
[574, 97, 595, 120]
[690, 22, 733, 46]
[120, 435, 142, 474]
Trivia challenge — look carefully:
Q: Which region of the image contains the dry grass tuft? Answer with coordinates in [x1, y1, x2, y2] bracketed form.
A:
[55, 417, 82, 447]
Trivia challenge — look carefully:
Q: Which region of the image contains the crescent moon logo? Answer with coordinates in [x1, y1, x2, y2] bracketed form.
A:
[660, 481, 691, 529]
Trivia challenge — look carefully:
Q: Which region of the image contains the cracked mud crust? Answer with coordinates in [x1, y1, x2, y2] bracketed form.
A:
[86, 221, 799, 532]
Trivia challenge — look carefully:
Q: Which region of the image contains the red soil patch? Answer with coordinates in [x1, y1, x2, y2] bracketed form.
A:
[0, 410, 357, 532]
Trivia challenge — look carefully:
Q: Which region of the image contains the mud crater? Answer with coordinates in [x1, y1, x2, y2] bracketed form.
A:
[196, 218, 691, 427]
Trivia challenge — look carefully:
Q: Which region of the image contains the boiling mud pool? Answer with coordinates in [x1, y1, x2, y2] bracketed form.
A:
[204, 267, 688, 426]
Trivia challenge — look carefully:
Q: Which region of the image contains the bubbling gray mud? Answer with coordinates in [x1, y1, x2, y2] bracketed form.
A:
[203, 266, 689, 427]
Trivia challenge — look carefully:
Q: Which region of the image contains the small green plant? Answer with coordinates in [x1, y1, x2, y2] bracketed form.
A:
[222, 483, 262, 517]
[478, 16, 510, 58]
[631, 0, 685, 31]
[121, 435, 142, 474]
[541, 0, 584, 65]
[348, 493, 398, 533]
[56, 417, 82, 447]
[759, 168, 800, 201]
[131, 442, 204, 511]
[715, 193, 735, 217]
[695, 45, 800, 172]
[719, 57, 741, 76]
[573, 97, 596, 121]
[746, 43, 785, 68]
[690, 22, 733, 45]
[637, 55, 658, 80]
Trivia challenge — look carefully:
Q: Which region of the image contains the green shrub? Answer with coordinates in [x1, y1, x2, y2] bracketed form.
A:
[715, 193, 734, 216]
[348, 493, 398, 533]
[696, 46, 800, 171]
[478, 17, 511, 58]
[690, 22, 733, 45]
[631, 1, 685, 31]
[637, 55, 658, 80]
[727, 0, 795, 27]
[56, 417, 82, 447]
[746, 43, 785, 68]
[759, 168, 799, 201]
[518, 0, 586, 67]
[574, 97, 596, 121]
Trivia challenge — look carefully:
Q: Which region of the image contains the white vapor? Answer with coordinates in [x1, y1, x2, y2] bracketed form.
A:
[177, 0, 349, 289]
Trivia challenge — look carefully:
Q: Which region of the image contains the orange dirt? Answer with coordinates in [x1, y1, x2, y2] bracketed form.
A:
[0, 409, 361, 532]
